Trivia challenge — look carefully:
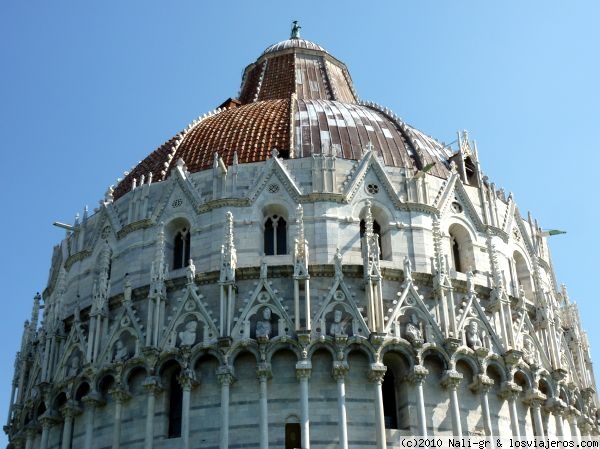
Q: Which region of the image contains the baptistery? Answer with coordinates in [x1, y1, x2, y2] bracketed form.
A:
[5, 24, 599, 449]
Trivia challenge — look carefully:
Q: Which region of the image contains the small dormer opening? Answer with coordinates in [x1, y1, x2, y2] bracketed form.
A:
[464, 157, 478, 186]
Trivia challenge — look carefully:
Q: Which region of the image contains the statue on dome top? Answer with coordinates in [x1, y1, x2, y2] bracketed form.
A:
[291, 21, 301, 39]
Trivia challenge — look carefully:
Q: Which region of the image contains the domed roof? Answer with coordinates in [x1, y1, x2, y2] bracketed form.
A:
[262, 38, 327, 55]
[113, 25, 452, 200]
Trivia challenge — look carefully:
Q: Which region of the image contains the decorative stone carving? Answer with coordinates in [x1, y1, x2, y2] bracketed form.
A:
[178, 321, 198, 346]
[405, 314, 423, 345]
[466, 321, 483, 349]
[329, 308, 351, 337]
[256, 307, 272, 338]
[113, 339, 130, 362]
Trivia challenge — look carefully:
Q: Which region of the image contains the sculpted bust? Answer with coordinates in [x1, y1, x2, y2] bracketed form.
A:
[329, 309, 349, 336]
[179, 321, 198, 346]
[256, 307, 272, 338]
[114, 339, 130, 362]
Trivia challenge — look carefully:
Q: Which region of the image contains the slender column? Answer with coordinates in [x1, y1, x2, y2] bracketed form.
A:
[178, 369, 198, 449]
[546, 399, 566, 437]
[441, 370, 463, 437]
[471, 375, 495, 437]
[110, 388, 131, 449]
[256, 363, 272, 449]
[24, 424, 39, 449]
[217, 366, 235, 449]
[296, 361, 312, 449]
[60, 401, 81, 449]
[332, 362, 349, 449]
[568, 408, 581, 443]
[368, 363, 387, 449]
[407, 365, 429, 436]
[304, 279, 311, 331]
[294, 282, 301, 330]
[81, 392, 103, 449]
[525, 390, 546, 438]
[142, 377, 162, 449]
[38, 412, 59, 449]
[86, 316, 96, 360]
[500, 381, 522, 437]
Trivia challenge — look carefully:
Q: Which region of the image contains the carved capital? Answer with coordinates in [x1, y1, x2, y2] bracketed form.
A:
[296, 361, 312, 381]
[444, 337, 462, 354]
[499, 381, 522, 400]
[332, 361, 349, 381]
[441, 369, 463, 390]
[504, 349, 523, 367]
[142, 376, 163, 396]
[524, 388, 547, 407]
[109, 387, 132, 404]
[178, 369, 198, 391]
[216, 366, 235, 386]
[545, 397, 567, 416]
[470, 374, 495, 394]
[81, 391, 105, 408]
[61, 400, 81, 418]
[368, 363, 387, 384]
[369, 333, 386, 348]
[38, 411, 61, 428]
[407, 365, 429, 386]
[256, 363, 272, 381]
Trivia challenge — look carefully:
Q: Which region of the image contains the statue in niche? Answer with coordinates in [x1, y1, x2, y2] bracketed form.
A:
[329, 309, 350, 336]
[113, 338, 130, 362]
[256, 307, 272, 338]
[404, 314, 422, 343]
[466, 321, 483, 348]
[178, 321, 198, 346]
[523, 337, 536, 365]
[67, 354, 80, 378]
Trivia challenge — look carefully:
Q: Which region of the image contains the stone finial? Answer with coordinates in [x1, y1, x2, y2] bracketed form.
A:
[104, 185, 114, 204]
[260, 257, 268, 280]
[186, 259, 196, 285]
[334, 248, 343, 279]
[29, 293, 41, 338]
[123, 274, 132, 303]
[271, 148, 279, 158]
[403, 255, 413, 284]
[466, 269, 475, 294]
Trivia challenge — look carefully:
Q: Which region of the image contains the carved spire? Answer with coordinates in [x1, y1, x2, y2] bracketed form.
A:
[486, 230, 503, 291]
[293, 204, 309, 278]
[29, 292, 41, 339]
[150, 224, 167, 300]
[220, 211, 237, 284]
[361, 200, 380, 278]
[432, 215, 446, 277]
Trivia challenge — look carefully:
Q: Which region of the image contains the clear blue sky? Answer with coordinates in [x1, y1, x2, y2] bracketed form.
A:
[1, 1, 599, 444]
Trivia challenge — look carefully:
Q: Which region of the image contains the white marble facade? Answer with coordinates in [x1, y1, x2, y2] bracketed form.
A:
[5, 38, 599, 449]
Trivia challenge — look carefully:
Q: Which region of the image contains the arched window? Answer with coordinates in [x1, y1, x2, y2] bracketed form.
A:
[264, 214, 287, 255]
[382, 353, 410, 430]
[167, 368, 183, 438]
[451, 236, 462, 272]
[448, 224, 475, 273]
[382, 369, 398, 428]
[512, 251, 533, 299]
[360, 219, 382, 259]
[173, 228, 190, 270]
